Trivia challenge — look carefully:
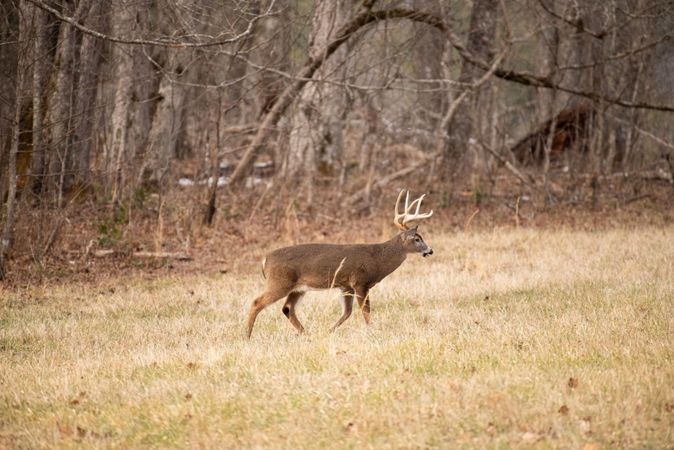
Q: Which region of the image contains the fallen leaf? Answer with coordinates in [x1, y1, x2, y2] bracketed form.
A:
[579, 417, 592, 435]
[186, 362, 197, 370]
[58, 424, 73, 437]
[184, 393, 192, 401]
[69, 399, 80, 406]
[568, 377, 579, 388]
[522, 431, 540, 443]
[76, 426, 87, 438]
[559, 405, 569, 415]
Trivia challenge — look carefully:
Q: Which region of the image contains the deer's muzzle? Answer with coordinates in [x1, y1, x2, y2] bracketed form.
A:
[422, 249, 433, 257]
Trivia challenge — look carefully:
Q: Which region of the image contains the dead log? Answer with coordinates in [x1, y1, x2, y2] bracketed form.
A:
[511, 102, 593, 165]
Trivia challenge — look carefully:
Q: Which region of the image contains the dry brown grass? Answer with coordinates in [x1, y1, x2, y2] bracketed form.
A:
[1, 226, 673, 448]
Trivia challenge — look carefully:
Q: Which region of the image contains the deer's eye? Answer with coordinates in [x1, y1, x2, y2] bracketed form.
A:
[415, 237, 420, 242]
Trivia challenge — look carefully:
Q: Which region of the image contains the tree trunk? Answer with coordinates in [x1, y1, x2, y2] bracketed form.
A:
[71, 1, 104, 187]
[109, 1, 136, 207]
[539, 0, 560, 203]
[138, 52, 189, 187]
[414, 0, 445, 127]
[252, 0, 289, 121]
[46, 0, 93, 204]
[128, 4, 161, 176]
[442, 0, 498, 183]
[27, 3, 49, 198]
[613, 0, 645, 171]
[249, 0, 289, 168]
[45, 2, 78, 204]
[286, 0, 353, 185]
[587, 3, 607, 178]
[0, 0, 28, 280]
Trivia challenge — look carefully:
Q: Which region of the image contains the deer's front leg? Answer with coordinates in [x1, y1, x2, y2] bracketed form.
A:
[330, 288, 354, 332]
[355, 287, 370, 325]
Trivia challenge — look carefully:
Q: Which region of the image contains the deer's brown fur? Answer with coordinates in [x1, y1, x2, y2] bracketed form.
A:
[246, 191, 433, 338]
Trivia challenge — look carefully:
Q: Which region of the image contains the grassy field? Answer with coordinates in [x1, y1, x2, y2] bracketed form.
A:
[1, 226, 673, 448]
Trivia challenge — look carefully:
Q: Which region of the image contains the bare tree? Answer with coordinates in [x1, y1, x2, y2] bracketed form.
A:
[286, 0, 353, 192]
[0, 0, 28, 279]
[138, 51, 190, 186]
[108, 1, 136, 208]
[70, 1, 105, 187]
[442, 0, 499, 185]
[26, 2, 49, 198]
[44, 0, 93, 205]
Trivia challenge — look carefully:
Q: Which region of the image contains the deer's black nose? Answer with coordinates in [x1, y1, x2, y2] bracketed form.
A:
[423, 249, 433, 257]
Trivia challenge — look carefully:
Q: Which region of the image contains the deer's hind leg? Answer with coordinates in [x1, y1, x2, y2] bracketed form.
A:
[247, 286, 292, 338]
[330, 288, 354, 332]
[282, 291, 306, 334]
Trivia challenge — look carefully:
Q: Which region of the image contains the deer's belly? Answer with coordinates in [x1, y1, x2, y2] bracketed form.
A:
[293, 281, 349, 292]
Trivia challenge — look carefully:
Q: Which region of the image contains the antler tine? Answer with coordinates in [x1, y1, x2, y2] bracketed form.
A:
[394, 189, 408, 230]
[394, 189, 433, 230]
[405, 194, 424, 215]
[401, 193, 433, 227]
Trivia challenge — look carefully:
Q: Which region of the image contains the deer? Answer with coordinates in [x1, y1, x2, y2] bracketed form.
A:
[246, 190, 434, 338]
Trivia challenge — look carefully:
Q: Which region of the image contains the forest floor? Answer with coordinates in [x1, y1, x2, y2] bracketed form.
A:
[1, 225, 673, 448]
[4, 175, 674, 287]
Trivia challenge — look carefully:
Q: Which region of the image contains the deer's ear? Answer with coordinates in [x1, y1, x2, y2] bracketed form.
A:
[403, 228, 416, 241]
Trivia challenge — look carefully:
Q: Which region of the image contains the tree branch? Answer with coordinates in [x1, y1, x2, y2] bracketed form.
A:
[228, 6, 674, 185]
[32, 0, 673, 113]
[25, 0, 277, 48]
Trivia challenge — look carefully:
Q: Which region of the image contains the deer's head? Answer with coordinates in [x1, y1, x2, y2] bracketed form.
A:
[400, 226, 433, 257]
[394, 190, 434, 257]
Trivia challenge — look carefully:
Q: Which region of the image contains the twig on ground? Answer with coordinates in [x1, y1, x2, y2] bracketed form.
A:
[464, 208, 480, 231]
[474, 139, 537, 188]
[93, 250, 192, 260]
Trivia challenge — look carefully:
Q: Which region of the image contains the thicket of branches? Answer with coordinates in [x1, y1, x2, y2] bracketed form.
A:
[1, 0, 673, 278]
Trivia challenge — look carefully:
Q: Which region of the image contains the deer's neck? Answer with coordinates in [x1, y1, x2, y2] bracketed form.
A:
[375, 234, 407, 276]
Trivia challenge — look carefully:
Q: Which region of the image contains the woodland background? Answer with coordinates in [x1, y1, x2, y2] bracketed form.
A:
[1, 0, 673, 280]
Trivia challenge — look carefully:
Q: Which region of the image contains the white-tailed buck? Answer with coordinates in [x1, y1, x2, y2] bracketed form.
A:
[246, 190, 434, 338]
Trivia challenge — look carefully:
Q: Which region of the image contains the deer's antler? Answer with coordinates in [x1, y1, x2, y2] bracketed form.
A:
[394, 189, 433, 230]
